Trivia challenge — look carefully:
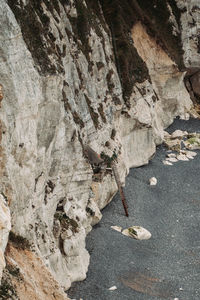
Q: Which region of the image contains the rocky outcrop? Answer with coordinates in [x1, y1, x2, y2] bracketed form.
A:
[177, 0, 200, 69]
[1, 243, 69, 300]
[190, 71, 200, 99]
[0, 0, 199, 297]
[132, 22, 191, 129]
[177, 0, 200, 102]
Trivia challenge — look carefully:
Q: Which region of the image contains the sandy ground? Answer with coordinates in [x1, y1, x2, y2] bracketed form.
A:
[68, 118, 200, 300]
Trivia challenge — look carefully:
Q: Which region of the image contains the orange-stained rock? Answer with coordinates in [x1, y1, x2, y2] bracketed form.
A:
[4, 243, 70, 300]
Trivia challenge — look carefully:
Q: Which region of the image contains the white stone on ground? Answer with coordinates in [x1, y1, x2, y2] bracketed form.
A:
[111, 226, 122, 233]
[176, 154, 189, 161]
[149, 177, 157, 185]
[166, 157, 178, 162]
[163, 160, 173, 166]
[167, 153, 177, 158]
[185, 150, 197, 157]
[108, 286, 117, 291]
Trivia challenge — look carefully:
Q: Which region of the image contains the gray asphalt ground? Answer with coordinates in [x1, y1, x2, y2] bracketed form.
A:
[68, 118, 200, 300]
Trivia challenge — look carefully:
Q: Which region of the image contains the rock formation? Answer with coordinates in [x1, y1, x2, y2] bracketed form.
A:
[0, 0, 199, 298]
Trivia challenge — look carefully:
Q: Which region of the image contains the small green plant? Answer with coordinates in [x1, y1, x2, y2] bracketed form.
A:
[100, 151, 117, 167]
[128, 227, 137, 236]
[187, 137, 200, 145]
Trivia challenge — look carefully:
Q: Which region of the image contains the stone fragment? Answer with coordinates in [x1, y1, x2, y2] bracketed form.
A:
[177, 154, 189, 161]
[185, 154, 194, 159]
[167, 153, 176, 158]
[163, 131, 171, 138]
[122, 226, 151, 240]
[163, 160, 173, 166]
[164, 138, 181, 152]
[108, 286, 117, 291]
[149, 177, 157, 185]
[185, 150, 197, 158]
[171, 130, 188, 139]
[111, 226, 122, 233]
[166, 157, 178, 162]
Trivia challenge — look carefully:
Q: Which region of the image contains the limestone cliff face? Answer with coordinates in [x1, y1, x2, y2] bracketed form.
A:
[0, 0, 198, 298]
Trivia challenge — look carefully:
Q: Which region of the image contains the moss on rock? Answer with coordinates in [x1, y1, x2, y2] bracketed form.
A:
[100, 0, 185, 101]
[100, 0, 150, 102]
[7, 0, 65, 75]
[9, 232, 31, 250]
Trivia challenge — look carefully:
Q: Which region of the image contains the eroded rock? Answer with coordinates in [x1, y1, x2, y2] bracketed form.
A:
[190, 71, 200, 98]
[2, 243, 70, 300]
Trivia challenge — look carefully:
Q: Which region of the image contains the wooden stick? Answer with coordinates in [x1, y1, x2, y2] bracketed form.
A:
[112, 163, 129, 217]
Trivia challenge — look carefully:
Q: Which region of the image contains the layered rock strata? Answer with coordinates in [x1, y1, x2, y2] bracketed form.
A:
[0, 0, 199, 297]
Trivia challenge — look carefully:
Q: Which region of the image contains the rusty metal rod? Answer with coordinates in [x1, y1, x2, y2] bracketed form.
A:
[112, 163, 129, 217]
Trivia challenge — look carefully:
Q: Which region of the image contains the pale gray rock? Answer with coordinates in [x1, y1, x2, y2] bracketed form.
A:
[149, 177, 157, 186]
[176, 154, 189, 161]
[163, 160, 173, 166]
[171, 130, 188, 139]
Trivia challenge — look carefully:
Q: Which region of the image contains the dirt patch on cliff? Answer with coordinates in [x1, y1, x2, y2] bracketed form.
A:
[1, 243, 69, 300]
[132, 22, 177, 74]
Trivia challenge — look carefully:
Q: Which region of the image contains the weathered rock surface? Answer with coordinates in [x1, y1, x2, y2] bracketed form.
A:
[177, 0, 200, 68]
[0, 195, 11, 283]
[0, 243, 69, 300]
[0, 0, 199, 297]
[132, 22, 191, 138]
[190, 71, 200, 97]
